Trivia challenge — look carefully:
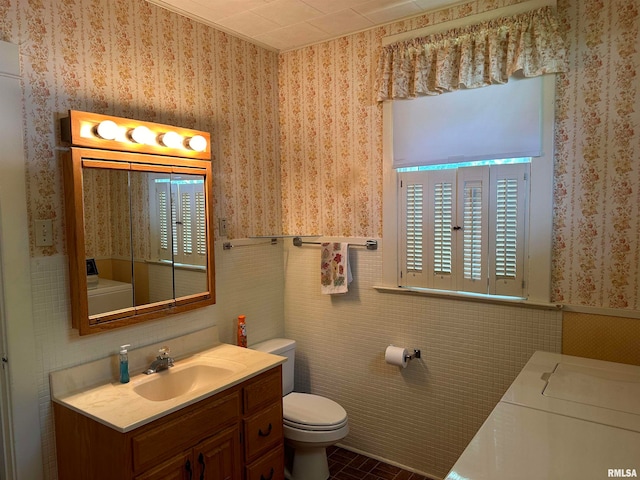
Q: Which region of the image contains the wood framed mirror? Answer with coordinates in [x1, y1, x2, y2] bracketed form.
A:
[60, 110, 215, 335]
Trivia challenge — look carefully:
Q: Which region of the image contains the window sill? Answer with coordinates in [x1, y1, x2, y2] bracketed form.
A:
[372, 285, 563, 310]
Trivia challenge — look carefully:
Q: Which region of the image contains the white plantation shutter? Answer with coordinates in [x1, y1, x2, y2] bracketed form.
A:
[153, 178, 207, 267]
[428, 170, 456, 290]
[171, 189, 178, 257]
[490, 163, 528, 296]
[457, 167, 489, 294]
[495, 178, 518, 278]
[173, 182, 206, 266]
[433, 182, 453, 275]
[155, 181, 172, 262]
[495, 180, 518, 277]
[406, 184, 424, 273]
[398, 163, 526, 297]
[462, 180, 483, 281]
[399, 172, 427, 287]
[180, 190, 193, 255]
[196, 191, 206, 256]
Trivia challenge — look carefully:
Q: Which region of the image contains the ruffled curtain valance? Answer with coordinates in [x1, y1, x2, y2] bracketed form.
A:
[376, 6, 567, 101]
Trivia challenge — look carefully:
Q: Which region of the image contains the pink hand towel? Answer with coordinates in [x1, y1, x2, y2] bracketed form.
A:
[320, 242, 352, 294]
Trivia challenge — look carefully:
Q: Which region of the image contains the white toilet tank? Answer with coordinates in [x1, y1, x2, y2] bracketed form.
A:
[251, 338, 296, 396]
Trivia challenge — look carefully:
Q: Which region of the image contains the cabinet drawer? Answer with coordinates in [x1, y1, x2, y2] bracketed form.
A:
[243, 368, 282, 414]
[132, 391, 240, 473]
[134, 450, 191, 480]
[245, 446, 285, 480]
[244, 401, 283, 461]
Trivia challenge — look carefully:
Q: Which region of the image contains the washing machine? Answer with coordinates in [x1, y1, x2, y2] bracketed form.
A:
[87, 278, 134, 316]
[445, 351, 640, 479]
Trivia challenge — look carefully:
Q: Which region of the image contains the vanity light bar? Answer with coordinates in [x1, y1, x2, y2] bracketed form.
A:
[61, 110, 211, 160]
[94, 120, 207, 152]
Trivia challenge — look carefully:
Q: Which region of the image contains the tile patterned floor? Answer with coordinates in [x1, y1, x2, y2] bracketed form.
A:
[327, 446, 436, 480]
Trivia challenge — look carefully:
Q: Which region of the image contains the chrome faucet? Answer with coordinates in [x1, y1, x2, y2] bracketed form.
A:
[144, 346, 174, 374]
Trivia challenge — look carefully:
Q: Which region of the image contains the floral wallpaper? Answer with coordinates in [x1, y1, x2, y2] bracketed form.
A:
[279, 32, 384, 238]
[553, 0, 640, 309]
[82, 168, 150, 261]
[280, 0, 640, 312]
[1, 0, 281, 258]
[2, 0, 640, 310]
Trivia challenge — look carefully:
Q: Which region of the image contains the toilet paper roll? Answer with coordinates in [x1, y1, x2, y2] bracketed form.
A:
[385, 345, 408, 368]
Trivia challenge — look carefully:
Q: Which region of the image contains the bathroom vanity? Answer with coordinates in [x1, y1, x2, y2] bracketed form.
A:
[51, 335, 285, 480]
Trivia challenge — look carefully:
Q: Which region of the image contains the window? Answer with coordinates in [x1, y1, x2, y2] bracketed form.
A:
[399, 162, 529, 297]
[153, 177, 207, 267]
[381, 74, 555, 303]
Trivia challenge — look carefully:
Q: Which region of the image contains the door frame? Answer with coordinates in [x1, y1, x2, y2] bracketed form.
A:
[0, 40, 44, 480]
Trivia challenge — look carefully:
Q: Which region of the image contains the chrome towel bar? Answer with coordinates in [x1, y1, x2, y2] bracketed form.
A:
[292, 237, 378, 250]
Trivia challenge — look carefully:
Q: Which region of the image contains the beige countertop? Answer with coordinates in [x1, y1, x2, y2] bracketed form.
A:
[50, 332, 285, 433]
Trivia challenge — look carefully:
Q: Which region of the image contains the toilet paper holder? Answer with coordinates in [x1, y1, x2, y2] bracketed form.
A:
[385, 345, 422, 367]
[405, 349, 421, 361]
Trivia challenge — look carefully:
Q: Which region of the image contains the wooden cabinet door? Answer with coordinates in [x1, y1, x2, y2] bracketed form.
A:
[135, 450, 193, 480]
[132, 392, 240, 474]
[196, 425, 242, 480]
[136, 425, 241, 480]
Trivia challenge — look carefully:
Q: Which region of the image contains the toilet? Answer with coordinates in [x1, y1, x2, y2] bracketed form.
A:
[252, 338, 349, 480]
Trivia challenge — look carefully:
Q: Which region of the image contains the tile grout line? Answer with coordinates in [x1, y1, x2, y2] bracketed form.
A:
[327, 446, 434, 480]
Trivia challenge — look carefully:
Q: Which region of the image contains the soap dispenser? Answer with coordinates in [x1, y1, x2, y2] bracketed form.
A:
[119, 344, 130, 384]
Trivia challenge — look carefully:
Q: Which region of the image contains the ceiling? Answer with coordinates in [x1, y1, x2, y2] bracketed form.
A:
[146, 0, 465, 52]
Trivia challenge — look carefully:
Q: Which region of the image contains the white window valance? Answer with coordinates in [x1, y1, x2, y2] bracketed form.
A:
[377, 6, 567, 101]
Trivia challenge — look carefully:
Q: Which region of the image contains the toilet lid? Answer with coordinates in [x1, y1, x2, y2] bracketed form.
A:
[283, 393, 348, 431]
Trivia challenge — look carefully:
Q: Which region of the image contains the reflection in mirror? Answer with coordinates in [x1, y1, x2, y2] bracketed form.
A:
[61, 110, 215, 335]
[82, 167, 134, 316]
[81, 168, 211, 319]
[130, 170, 174, 307]
[144, 172, 209, 302]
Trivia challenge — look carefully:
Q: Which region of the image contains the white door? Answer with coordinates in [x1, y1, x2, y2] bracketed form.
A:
[0, 40, 21, 480]
[0, 253, 9, 479]
[0, 39, 44, 480]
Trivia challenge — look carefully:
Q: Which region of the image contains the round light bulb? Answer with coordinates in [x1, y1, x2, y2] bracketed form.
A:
[130, 126, 153, 145]
[188, 135, 207, 152]
[95, 120, 118, 140]
[160, 131, 183, 149]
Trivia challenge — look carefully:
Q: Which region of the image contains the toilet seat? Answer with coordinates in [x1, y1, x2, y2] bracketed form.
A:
[283, 392, 348, 431]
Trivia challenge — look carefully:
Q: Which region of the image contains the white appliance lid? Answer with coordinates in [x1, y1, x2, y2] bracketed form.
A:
[543, 362, 640, 415]
[283, 392, 347, 428]
[87, 278, 133, 296]
[502, 351, 640, 432]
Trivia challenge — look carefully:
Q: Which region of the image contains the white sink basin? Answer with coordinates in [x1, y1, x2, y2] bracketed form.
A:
[133, 361, 245, 402]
